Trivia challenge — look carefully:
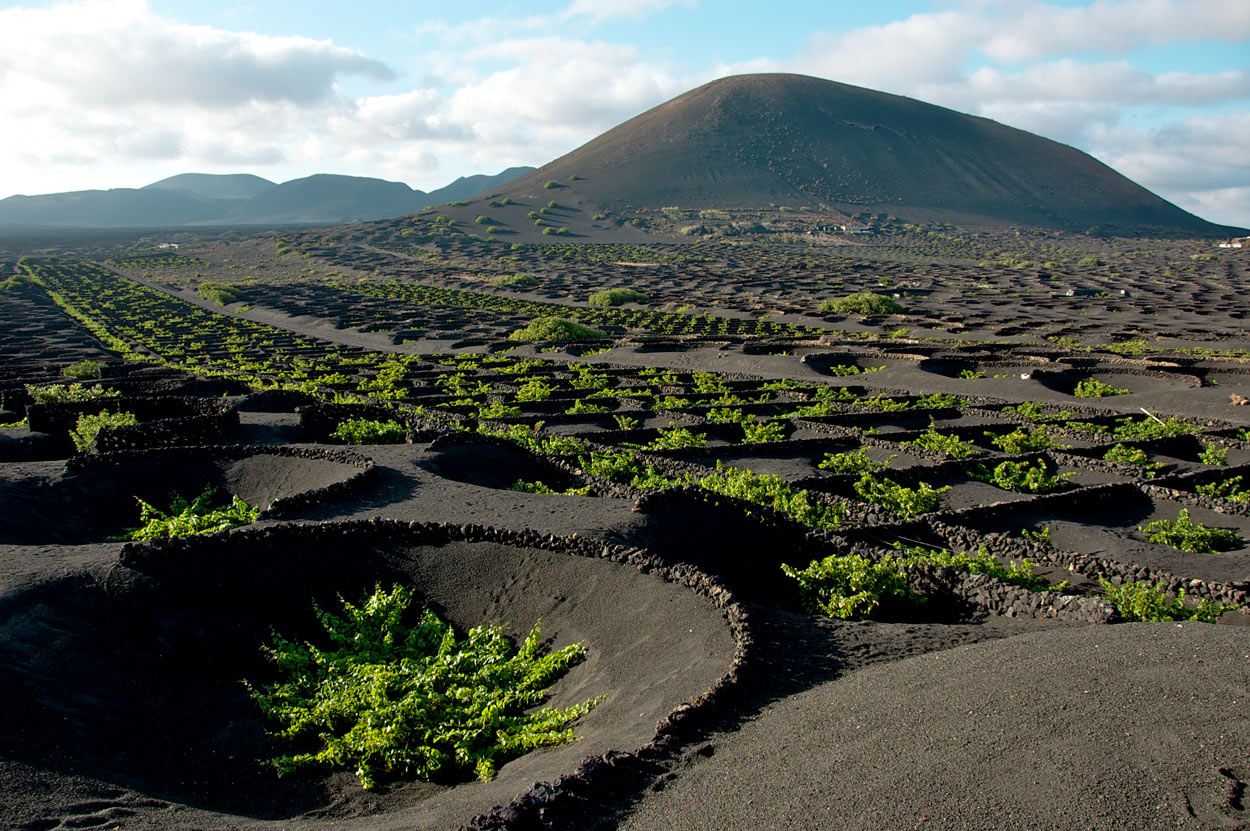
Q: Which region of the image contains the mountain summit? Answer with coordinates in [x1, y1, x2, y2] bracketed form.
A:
[501, 73, 1227, 234]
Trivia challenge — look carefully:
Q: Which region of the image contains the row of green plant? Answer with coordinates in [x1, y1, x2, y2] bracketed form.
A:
[784, 548, 1236, 623]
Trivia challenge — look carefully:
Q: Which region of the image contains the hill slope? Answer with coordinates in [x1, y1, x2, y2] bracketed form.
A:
[143, 173, 277, 201]
[499, 73, 1232, 235]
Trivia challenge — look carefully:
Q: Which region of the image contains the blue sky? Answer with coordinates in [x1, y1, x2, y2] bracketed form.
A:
[1, 0, 1247, 227]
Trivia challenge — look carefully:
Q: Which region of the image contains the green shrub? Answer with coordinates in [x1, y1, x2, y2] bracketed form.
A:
[197, 281, 241, 306]
[892, 542, 1050, 591]
[1199, 442, 1228, 466]
[857, 392, 907, 411]
[331, 417, 407, 444]
[69, 409, 137, 451]
[628, 426, 706, 450]
[482, 422, 588, 456]
[475, 401, 522, 419]
[781, 554, 910, 619]
[565, 399, 609, 415]
[1139, 509, 1241, 553]
[1196, 476, 1250, 503]
[903, 427, 978, 459]
[508, 317, 606, 343]
[694, 463, 844, 530]
[491, 273, 538, 289]
[970, 459, 1072, 494]
[249, 585, 598, 788]
[742, 420, 786, 444]
[61, 359, 105, 380]
[913, 393, 965, 409]
[1073, 378, 1128, 398]
[579, 450, 672, 490]
[990, 426, 1058, 454]
[27, 382, 119, 404]
[125, 486, 260, 540]
[819, 292, 904, 315]
[1099, 578, 1235, 623]
[818, 448, 891, 474]
[1102, 444, 1163, 475]
[853, 472, 948, 517]
[588, 288, 647, 307]
[1105, 415, 1196, 440]
[515, 378, 555, 402]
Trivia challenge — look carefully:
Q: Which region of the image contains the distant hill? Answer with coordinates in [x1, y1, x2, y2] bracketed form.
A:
[143, 173, 276, 201]
[496, 73, 1236, 236]
[0, 167, 534, 229]
[423, 167, 536, 206]
[217, 174, 423, 225]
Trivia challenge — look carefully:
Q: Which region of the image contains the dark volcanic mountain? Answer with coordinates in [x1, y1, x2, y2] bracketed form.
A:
[501, 73, 1232, 235]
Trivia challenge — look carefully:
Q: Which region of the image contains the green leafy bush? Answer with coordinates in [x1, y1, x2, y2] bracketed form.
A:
[61, 359, 105, 380]
[853, 472, 948, 517]
[197, 281, 241, 306]
[588, 288, 646, 307]
[579, 450, 672, 490]
[903, 427, 978, 459]
[492, 274, 538, 289]
[1099, 578, 1235, 623]
[892, 543, 1050, 591]
[69, 409, 137, 451]
[331, 417, 407, 444]
[515, 378, 555, 402]
[1073, 378, 1129, 398]
[913, 393, 965, 409]
[1102, 443, 1163, 475]
[818, 448, 891, 474]
[819, 292, 904, 315]
[1139, 509, 1241, 553]
[508, 317, 606, 343]
[1101, 415, 1196, 440]
[482, 422, 588, 456]
[565, 399, 609, 415]
[1199, 442, 1228, 466]
[28, 382, 119, 404]
[742, 420, 786, 444]
[1196, 476, 1250, 503]
[781, 554, 909, 619]
[694, 462, 844, 530]
[627, 426, 706, 450]
[971, 459, 1072, 494]
[249, 585, 598, 788]
[989, 426, 1058, 454]
[125, 486, 260, 540]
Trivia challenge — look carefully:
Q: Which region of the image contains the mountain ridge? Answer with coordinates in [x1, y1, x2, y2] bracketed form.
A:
[0, 167, 536, 229]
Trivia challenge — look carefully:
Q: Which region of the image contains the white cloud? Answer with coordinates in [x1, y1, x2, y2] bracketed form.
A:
[561, 0, 697, 24]
[0, 0, 394, 109]
[981, 0, 1250, 64]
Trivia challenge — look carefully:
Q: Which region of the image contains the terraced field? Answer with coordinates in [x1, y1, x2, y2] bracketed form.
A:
[1, 234, 1248, 831]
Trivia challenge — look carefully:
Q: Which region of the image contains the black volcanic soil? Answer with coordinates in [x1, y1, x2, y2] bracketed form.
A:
[2, 226, 1250, 831]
